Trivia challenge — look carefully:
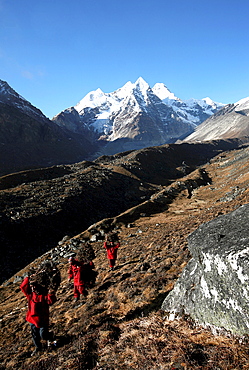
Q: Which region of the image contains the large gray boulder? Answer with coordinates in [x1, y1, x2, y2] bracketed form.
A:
[162, 204, 249, 336]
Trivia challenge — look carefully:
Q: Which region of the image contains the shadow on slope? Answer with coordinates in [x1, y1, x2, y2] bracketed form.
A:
[0, 143, 249, 369]
[0, 139, 246, 283]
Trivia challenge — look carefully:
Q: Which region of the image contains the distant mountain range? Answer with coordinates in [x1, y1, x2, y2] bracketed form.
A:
[183, 97, 249, 142]
[0, 77, 249, 175]
[52, 77, 224, 154]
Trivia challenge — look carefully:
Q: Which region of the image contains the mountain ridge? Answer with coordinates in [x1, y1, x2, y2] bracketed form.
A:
[0, 80, 97, 176]
[0, 79, 49, 123]
[183, 97, 249, 142]
[52, 77, 224, 155]
[1, 77, 249, 176]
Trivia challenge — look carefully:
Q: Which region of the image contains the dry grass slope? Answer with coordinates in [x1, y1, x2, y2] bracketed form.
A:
[1, 143, 249, 369]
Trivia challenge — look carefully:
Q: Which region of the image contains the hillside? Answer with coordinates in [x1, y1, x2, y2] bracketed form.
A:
[1, 140, 249, 369]
[0, 79, 97, 176]
[0, 139, 245, 283]
[0, 101, 96, 176]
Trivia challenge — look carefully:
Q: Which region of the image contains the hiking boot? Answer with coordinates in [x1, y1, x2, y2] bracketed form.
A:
[47, 340, 57, 351]
[74, 297, 79, 302]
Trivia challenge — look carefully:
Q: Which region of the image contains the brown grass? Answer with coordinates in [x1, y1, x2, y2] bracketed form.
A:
[8, 311, 249, 370]
[1, 144, 249, 369]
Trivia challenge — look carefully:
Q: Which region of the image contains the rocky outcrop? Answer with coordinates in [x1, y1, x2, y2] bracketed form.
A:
[162, 204, 249, 336]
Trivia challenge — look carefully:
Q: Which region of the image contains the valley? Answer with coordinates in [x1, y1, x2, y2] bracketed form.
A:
[0, 139, 244, 283]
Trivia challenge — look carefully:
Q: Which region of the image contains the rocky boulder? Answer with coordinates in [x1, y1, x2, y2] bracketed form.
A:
[162, 203, 249, 336]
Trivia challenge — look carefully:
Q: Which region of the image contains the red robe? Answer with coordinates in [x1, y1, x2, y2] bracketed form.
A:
[20, 277, 56, 328]
[68, 260, 94, 285]
[68, 259, 95, 298]
[104, 242, 120, 260]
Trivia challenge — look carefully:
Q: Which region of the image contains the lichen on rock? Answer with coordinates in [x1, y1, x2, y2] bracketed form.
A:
[162, 203, 249, 336]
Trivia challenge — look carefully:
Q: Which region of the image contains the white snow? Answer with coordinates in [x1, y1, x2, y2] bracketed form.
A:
[234, 97, 249, 113]
[152, 82, 180, 101]
[135, 77, 150, 92]
[62, 77, 225, 136]
[75, 88, 107, 112]
[202, 97, 224, 109]
[73, 78, 150, 134]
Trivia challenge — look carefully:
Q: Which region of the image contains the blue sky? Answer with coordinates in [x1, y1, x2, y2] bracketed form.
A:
[1, 0, 249, 118]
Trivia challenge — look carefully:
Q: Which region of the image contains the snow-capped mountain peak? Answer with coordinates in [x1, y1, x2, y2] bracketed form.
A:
[202, 97, 224, 109]
[152, 83, 180, 102]
[75, 88, 106, 113]
[203, 97, 215, 106]
[132, 77, 154, 106]
[134, 77, 150, 91]
[182, 95, 249, 143]
[113, 77, 150, 103]
[53, 78, 225, 150]
[74, 77, 153, 118]
[234, 97, 249, 115]
[115, 81, 134, 98]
